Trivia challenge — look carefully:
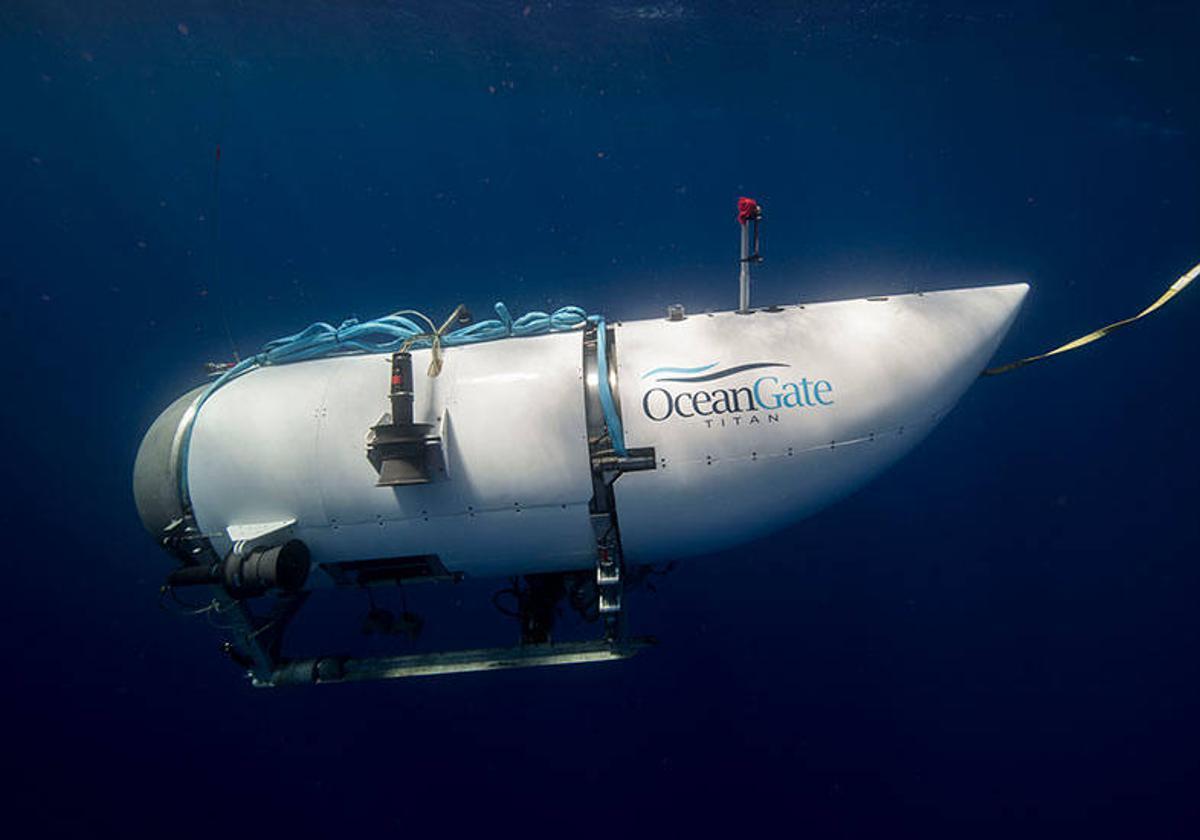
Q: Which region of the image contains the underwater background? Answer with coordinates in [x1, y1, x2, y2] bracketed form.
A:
[2, 1, 1198, 836]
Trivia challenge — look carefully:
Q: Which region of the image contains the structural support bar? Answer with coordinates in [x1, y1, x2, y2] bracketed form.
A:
[739, 220, 752, 313]
[261, 638, 654, 687]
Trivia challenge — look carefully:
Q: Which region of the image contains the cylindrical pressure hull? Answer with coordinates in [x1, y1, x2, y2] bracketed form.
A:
[136, 283, 1028, 586]
[184, 330, 597, 579]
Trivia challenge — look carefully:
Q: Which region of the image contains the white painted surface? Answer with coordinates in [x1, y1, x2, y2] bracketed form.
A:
[184, 283, 1028, 583]
[187, 331, 597, 581]
[612, 284, 1028, 561]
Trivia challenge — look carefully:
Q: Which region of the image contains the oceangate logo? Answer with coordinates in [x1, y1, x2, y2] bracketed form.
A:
[640, 362, 834, 427]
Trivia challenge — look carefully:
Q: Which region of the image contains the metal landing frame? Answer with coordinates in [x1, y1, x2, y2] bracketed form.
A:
[162, 513, 653, 688]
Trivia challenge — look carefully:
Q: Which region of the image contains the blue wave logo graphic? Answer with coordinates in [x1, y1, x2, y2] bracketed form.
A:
[642, 361, 790, 384]
[640, 363, 718, 379]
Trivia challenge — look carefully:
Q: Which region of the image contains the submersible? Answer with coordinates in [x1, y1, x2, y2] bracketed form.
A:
[134, 198, 1031, 685]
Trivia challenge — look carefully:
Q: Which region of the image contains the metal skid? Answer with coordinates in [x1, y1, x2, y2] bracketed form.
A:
[265, 638, 651, 687]
[160, 513, 651, 687]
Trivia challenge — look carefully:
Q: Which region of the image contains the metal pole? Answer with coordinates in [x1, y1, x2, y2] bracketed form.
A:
[389, 351, 415, 426]
[738, 220, 751, 313]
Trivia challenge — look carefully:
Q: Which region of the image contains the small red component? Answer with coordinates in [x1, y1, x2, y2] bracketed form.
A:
[391, 374, 403, 386]
[737, 196, 761, 224]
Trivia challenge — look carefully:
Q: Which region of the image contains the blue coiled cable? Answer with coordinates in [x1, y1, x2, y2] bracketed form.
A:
[178, 303, 626, 501]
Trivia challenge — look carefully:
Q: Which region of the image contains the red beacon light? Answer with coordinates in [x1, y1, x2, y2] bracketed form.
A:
[737, 196, 762, 224]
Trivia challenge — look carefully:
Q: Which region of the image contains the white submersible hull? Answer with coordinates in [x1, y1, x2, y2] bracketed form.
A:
[133, 281, 1028, 683]
[136, 283, 1028, 583]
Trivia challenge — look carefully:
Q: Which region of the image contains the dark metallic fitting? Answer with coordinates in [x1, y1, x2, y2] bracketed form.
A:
[164, 539, 311, 599]
[367, 350, 439, 486]
[591, 449, 656, 474]
[582, 321, 644, 639]
[159, 517, 309, 681]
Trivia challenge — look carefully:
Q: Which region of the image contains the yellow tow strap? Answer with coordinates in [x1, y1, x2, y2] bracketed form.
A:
[983, 260, 1200, 376]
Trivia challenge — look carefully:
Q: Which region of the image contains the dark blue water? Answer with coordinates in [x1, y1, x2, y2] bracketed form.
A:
[3, 2, 1198, 835]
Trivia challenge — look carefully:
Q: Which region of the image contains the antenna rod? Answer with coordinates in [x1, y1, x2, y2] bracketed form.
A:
[739, 220, 752, 312]
[737, 197, 763, 313]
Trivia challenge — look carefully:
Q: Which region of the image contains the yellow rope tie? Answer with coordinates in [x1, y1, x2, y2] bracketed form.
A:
[983, 261, 1200, 376]
[396, 304, 467, 378]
